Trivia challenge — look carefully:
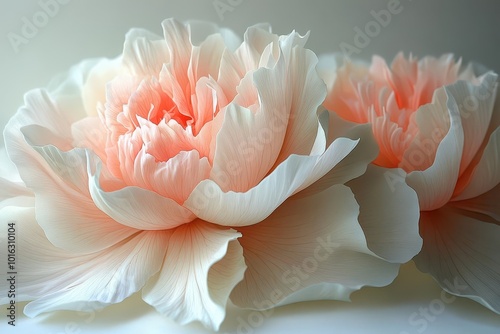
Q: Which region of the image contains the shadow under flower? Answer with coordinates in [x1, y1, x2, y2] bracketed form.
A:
[14, 261, 500, 334]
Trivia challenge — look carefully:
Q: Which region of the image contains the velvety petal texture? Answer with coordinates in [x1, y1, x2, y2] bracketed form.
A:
[142, 221, 246, 330]
[321, 52, 500, 313]
[1, 19, 423, 331]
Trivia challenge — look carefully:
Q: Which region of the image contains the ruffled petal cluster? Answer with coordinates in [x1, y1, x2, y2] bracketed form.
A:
[321, 53, 500, 313]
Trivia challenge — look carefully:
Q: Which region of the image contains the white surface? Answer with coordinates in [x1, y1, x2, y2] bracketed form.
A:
[1, 1, 500, 333]
[2, 262, 500, 334]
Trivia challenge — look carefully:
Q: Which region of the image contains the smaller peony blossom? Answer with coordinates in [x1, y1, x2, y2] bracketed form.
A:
[320, 52, 500, 313]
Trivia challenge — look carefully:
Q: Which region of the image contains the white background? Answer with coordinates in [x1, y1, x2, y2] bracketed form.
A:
[1, 0, 500, 333]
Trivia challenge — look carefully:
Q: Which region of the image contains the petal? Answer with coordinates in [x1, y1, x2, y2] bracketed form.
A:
[0, 206, 169, 316]
[405, 88, 464, 211]
[292, 113, 378, 200]
[346, 165, 422, 263]
[188, 34, 225, 83]
[185, 136, 358, 227]
[186, 20, 241, 51]
[122, 27, 168, 77]
[0, 176, 34, 209]
[71, 116, 108, 163]
[129, 149, 211, 204]
[236, 24, 277, 72]
[452, 183, 500, 221]
[0, 147, 35, 209]
[6, 128, 136, 253]
[134, 118, 206, 163]
[89, 155, 196, 230]
[162, 18, 192, 97]
[414, 206, 500, 313]
[303, 111, 379, 193]
[82, 57, 123, 116]
[401, 87, 454, 172]
[142, 221, 245, 331]
[217, 49, 247, 102]
[370, 112, 415, 168]
[453, 127, 500, 200]
[210, 101, 288, 192]
[213, 44, 317, 192]
[272, 47, 327, 166]
[0, 147, 23, 184]
[216, 25, 289, 105]
[230, 184, 399, 309]
[320, 56, 373, 124]
[46, 58, 104, 122]
[446, 72, 498, 176]
[6, 90, 76, 148]
[191, 76, 226, 135]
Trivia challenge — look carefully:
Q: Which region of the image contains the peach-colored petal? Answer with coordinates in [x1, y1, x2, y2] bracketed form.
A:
[412, 54, 461, 108]
[272, 46, 327, 166]
[100, 75, 142, 145]
[129, 149, 211, 203]
[138, 117, 211, 161]
[161, 19, 192, 113]
[89, 156, 196, 230]
[188, 34, 226, 83]
[122, 28, 168, 77]
[71, 116, 108, 163]
[210, 101, 288, 192]
[236, 23, 277, 73]
[190, 76, 226, 136]
[371, 112, 414, 167]
[405, 89, 464, 211]
[401, 88, 452, 172]
[217, 49, 247, 104]
[212, 32, 322, 191]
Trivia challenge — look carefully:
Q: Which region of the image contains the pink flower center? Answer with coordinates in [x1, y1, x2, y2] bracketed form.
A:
[325, 54, 461, 169]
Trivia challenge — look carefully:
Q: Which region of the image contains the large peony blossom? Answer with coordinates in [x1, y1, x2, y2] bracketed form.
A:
[321, 53, 500, 313]
[0, 20, 421, 330]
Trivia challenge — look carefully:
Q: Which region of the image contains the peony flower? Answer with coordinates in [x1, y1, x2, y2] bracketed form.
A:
[0, 20, 421, 330]
[320, 52, 500, 313]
